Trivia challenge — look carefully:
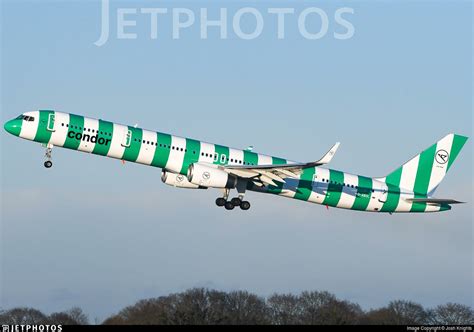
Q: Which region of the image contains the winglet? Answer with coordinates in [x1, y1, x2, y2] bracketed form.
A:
[315, 142, 340, 165]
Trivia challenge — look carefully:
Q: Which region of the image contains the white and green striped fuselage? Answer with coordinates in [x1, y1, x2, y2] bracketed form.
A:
[5, 110, 468, 213]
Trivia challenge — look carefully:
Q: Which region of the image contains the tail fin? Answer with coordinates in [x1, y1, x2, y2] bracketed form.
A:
[380, 133, 468, 196]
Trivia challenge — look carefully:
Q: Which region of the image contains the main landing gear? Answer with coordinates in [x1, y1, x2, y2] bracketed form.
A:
[215, 183, 251, 211]
[215, 197, 251, 211]
[44, 144, 53, 168]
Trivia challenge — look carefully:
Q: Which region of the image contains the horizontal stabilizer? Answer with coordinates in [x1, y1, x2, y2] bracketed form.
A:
[405, 198, 465, 204]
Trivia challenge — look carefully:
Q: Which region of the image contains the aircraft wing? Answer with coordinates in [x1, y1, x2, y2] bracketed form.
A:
[223, 142, 340, 187]
[405, 198, 465, 205]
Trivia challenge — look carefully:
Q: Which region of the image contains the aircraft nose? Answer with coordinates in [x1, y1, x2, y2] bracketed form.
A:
[4, 118, 22, 136]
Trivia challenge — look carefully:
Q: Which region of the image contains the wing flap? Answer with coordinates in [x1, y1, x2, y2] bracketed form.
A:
[221, 142, 340, 186]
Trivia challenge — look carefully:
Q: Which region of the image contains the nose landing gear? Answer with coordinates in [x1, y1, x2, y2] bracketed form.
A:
[44, 144, 53, 168]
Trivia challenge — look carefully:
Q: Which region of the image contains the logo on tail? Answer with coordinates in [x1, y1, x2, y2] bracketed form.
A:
[435, 150, 449, 164]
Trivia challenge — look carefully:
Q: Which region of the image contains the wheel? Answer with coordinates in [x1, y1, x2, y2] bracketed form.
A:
[224, 201, 234, 210]
[215, 197, 226, 207]
[230, 197, 242, 207]
[240, 201, 251, 210]
[44, 161, 53, 168]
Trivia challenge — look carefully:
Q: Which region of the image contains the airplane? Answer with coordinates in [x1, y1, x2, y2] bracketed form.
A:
[3, 110, 468, 213]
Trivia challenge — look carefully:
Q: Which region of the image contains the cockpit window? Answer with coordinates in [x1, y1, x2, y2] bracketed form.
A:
[17, 115, 35, 121]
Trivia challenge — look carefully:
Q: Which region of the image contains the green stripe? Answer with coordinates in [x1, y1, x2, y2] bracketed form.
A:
[380, 168, 402, 212]
[410, 202, 428, 213]
[181, 138, 201, 174]
[447, 135, 468, 171]
[267, 157, 287, 194]
[322, 170, 345, 207]
[214, 144, 229, 165]
[439, 204, 451, 212]
[151, 132, 172, 168]
[294, 167, 316, 201]
[122, 126, 143, 162]
[351, 176, 372, 211]
[33, 110, 54, 144]
[92, 119, 114, 156]
[272, 157, 286, 165]
[243, 150, 258, 166]
[412, 144, 437, 195]
[63, 114, 84, 150]
[411, 144, 437, 212]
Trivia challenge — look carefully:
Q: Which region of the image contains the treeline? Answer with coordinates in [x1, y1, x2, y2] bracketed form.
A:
[1, 288, 473, 325]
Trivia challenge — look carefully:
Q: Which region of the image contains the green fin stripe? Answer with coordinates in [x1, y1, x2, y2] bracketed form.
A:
[33, 110, 54, 144]
[385, 166, 403, 187]
[243, 150, 258, 166]
[63, 114, 84, 150]
[410, 144, 437, 212]
[181, 138, 201, 174]
[322, 170, 345, 207]
[151, 132, 172, 168]
[412, 143, 436, 195]
[351, 176, 372, 211]
[447, 135, 468, 171]
[267, 157, 287, 194]
[214, 145, 229, 165]
[294, 167, 316, 201]
[92, 119, 114, 156]
[122, 126, 143, 162]
[380, 167, 402, 212]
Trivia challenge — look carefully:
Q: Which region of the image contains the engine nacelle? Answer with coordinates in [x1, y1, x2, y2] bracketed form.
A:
[187, 163, 237, 189]
[161, 170, 206, 189]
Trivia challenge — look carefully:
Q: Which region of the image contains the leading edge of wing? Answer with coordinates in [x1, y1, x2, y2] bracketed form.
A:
[224, 142, 341, 171]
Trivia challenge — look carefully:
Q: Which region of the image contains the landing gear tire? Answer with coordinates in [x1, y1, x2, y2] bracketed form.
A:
[230, 197, 242, 207]
[216, 197, 226, 207]
[44, 160, 53, 168]
[240, 201, 251, 210]
[224, 201, 235, 210]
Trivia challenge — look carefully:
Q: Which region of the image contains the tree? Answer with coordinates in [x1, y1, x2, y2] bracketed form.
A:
[388, 300, 429, 324]
[267, 293, 302, 325]
[223, 290, 269, 325]
[49, 307, 89, 325]
[0, 307, 49, 324]
[363, 300, 428, 325]
[363, 308, 398, 325]
[298, 291, 362, 324]
[428, 303, 474, 325]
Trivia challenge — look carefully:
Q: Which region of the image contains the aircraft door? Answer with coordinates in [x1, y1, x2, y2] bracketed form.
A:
[47, 113, 56, 132]
[378, 185, 388, 203]
[121, 129, 132, 148]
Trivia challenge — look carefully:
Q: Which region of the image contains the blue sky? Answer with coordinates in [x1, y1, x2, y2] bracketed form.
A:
[1, 0, 472, 321]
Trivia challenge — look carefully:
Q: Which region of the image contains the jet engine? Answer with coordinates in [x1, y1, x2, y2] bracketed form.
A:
[187, 163, 237, 189]
[161, 170, 206, 189]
